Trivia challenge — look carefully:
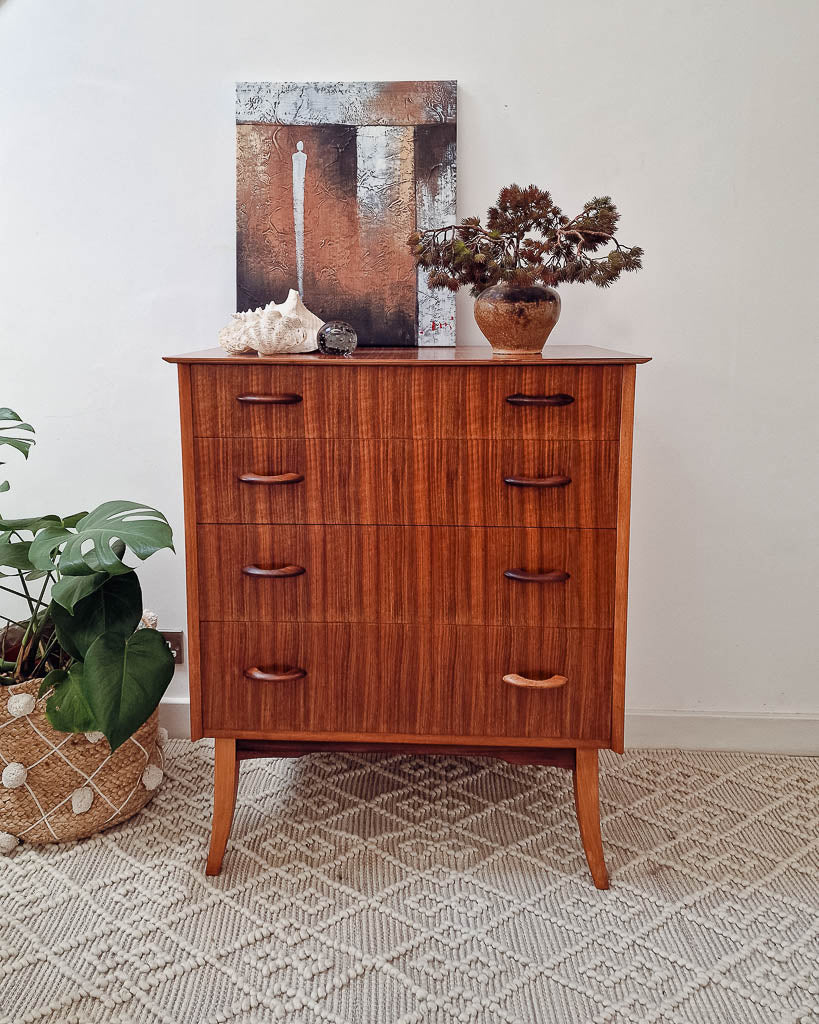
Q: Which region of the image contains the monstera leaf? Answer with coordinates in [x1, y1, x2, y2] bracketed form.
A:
[51, 572, 142, 661]
[0, 408, 35, 492]
[0, 539, 34, 571]
[50, 572, 109, 614]
[76, 628, 175, 751]
[30, 501, 174, 577]
[0, 515, 63, 540]
[44, 666, 99, 734]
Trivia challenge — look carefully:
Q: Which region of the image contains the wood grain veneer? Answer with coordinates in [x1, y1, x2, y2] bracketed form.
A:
[176, 365, 204, 739]
[191, 364, 622, 440]
[611, 364, 636, 753]
[194, 438, 618, 527]
[167, 345, 649, 885]
[197, 524, 616, 627]
[200, 621, 613, 742]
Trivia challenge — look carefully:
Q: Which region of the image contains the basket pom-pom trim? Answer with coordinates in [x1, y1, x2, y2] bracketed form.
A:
[7, 692, 36, 718]
[0, 832, 18, 854]
[141, 764, 163, 791]
[2, 763, 27, 789]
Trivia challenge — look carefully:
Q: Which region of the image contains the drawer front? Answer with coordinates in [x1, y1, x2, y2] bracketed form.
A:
[194, 438, 618, 527]
[191, 364, 621, 440]
[192, 365, 307, 439]
[200, 622, 613, 742]
[198, 525, 615, 627]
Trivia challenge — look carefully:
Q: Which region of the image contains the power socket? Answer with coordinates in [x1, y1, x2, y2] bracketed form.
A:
[160, 631, 185, 665]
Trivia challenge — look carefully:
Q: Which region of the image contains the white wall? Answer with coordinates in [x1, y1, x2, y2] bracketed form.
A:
[2, 1, 817, 747]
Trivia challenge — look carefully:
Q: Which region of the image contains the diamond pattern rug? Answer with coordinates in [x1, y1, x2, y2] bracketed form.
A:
[1, 742, 817, 1023]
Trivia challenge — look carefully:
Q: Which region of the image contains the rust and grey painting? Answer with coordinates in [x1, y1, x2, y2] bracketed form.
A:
[236, 81, 457, 347]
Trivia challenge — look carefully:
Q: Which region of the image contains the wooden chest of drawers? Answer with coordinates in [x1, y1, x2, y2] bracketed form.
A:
[167, 344, 649, 886]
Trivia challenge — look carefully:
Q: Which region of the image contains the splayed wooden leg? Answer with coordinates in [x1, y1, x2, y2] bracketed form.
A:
[573, 748, 609, 889]
[206, 738, 239, 876]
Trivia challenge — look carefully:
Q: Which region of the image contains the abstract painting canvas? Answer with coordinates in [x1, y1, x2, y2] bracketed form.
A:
[236, 81, 457, 347]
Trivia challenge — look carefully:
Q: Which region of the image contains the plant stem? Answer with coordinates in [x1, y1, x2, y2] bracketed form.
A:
[0, 613, 28, 627]
[35, 575, 50, 609]
[0, 583, 33, 606]
[0, 581, 47, 610]
[30, 634, 59, 678]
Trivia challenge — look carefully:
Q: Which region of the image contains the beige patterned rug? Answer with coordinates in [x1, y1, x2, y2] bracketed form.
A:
[0, 742, 817, 1023]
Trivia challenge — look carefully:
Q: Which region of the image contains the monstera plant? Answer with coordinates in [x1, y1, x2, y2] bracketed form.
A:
[0, 407, 175, 751]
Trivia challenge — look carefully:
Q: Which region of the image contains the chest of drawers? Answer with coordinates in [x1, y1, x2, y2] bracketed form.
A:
[166, 344, 649, 887]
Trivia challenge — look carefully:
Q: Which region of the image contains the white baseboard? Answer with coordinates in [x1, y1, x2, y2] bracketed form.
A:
[159, 698, 194, 740]
[624, 710, 818, 755]
[159, 699, 818, 756]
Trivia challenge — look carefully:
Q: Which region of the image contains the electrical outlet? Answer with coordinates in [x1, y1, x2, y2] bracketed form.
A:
[160, 631, 184, 665]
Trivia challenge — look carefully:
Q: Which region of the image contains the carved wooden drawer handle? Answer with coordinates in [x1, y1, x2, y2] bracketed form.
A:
[503, 673, 569, 690]
[244, 666, 306, 682]
[236, 393, 302, 405]
[238, 472, 304, 485]
[505, 393, 574, 407]
[504, 568, 571, 583]
[504, 474, 571, 488]
[242, 564, 306, 578]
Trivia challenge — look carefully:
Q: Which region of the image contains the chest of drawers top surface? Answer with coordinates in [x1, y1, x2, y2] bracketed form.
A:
[165, 345, 650, 366]
[169, 345, 648, 751]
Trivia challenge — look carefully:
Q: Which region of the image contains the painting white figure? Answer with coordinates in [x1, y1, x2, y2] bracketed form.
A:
[292, 141, 307, 296]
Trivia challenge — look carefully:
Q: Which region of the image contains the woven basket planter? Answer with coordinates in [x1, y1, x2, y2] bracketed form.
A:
[0, 677, 166, 850]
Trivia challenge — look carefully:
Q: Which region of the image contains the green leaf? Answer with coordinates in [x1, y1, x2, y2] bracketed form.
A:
[0, 515, 62, 534]
[39, 668, 67, 698]
[0, 437, 33, 457]
[32, 501, 173, 577]
[0, 539, 34, 570]
[77, 628, 174, 751]
[28, 525, 74, 572]
[50, 571, 109, 613]
[0, 408, 34, 493]
[51, 572, 142, 661]
[84, 538, 126, 573]
[0, 422, 34, 434]
[0, 409, 35, 462]
[45, 664, 98, 734]
[61, 512, 88, 529]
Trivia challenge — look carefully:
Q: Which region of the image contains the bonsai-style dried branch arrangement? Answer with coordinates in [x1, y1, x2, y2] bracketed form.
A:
[409, 184, 643, 297]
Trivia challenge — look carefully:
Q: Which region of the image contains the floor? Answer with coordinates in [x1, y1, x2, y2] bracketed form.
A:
[1, 742, 817, 1023]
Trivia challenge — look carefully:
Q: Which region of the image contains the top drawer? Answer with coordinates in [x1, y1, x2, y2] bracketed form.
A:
[191, 364, 622, 440]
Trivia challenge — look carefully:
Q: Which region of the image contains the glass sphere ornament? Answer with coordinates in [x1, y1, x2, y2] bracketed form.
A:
[317, 320, 358, 356]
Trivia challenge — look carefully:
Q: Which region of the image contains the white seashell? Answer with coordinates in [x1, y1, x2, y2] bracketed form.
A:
[275, 290, 324, 351]
[71, 787, 94, 814]
[2, 763, 27, 789]
[217, 289, 323, 355]
[7, 693, 35, 718]
[142, 764, 164, 790]
[218, 307, 273, 354]
[218, 323, 251, 355]
[156, 726, 169, 747]
[0, 832, 18, 855]
[258, 313, 306, 355]
[84, 731, 105, 744]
